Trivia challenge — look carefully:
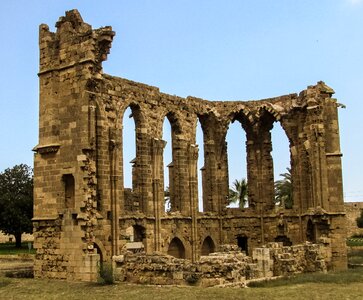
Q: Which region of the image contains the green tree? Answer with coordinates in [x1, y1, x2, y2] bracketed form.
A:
[274, 168, 293, 209]
[356, 210, 363, 228]
[228, 179, 248, 208]
[0, 164, 33, 248]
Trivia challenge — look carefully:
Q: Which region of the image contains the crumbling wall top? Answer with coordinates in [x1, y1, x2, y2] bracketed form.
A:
[39, 9, 115, 75]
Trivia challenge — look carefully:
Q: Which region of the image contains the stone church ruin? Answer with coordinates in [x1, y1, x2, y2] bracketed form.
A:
[33, 10, 347, 284]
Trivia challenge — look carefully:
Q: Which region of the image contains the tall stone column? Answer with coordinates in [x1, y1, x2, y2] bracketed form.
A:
[305, 98, 329, 210]
[188, 144, 199, 262]
[137, 130, 153, 215]
[172, 138, 190, 214]
[151, 138, 166, 252]
[245, 122, 274, 211]
[202, 139, 218, 212]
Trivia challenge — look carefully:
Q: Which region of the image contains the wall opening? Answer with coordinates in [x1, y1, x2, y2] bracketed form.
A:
[196, 120, 204, 212]
[237, 236, 248, 255]
[307, 219, 316, 242]
[226, 120, 247, 209]
[275, 235, 292, 246]
[201, 236, 215, 255]
[94, 243, 104, 270]
[167, 237, 185, 258]
[163, 117, 172, 212]
[122, 106, 137, 212]
[133, 225, 146, 243]
[62, 174, 75, 209]
[271, 121, 292, 209]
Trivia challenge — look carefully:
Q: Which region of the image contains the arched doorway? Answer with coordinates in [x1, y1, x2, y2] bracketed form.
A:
[237, 236, 248, 255]
[167, 237, 185, 258]
[201, 236, 215, 255]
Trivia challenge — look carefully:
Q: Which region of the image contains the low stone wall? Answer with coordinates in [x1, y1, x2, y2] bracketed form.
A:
[0, 231, 34, 243]
[113, 242, 326, 286]
[344, 202, 363, 237]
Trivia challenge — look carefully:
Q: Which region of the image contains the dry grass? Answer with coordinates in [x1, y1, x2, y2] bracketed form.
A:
[1, 274, 363, 300]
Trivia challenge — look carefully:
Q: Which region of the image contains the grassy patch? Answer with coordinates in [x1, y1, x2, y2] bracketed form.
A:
[248, 268, 363, 288]
[0, 277, 11, 288]
[1, 276, 363, 300]
[0, 242, 35, 255]
[348, 249, 363, 265]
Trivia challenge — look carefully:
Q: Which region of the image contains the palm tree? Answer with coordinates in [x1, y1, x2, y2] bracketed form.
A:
[274, 168, 293, 209]
[228, 179, 248, 208]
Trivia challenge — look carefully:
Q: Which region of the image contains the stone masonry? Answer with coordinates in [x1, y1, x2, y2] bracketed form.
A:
[344, 202, 363, 237]
[33, 10, 347, 282]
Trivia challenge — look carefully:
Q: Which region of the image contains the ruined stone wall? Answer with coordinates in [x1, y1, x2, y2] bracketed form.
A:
[33, 10, 347, 281]
[113, 242, 326, 287]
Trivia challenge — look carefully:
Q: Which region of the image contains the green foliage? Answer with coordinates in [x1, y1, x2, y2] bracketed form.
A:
[185, 273, 200, 285]
[0, 164, 33, 248]
[274, 168, 293, 209]
[0, 277, 11, 288]
[228, 179, 248, 208]
[5, 269, 34, 278]
[348, 249, 363, 265]
[0, 242, 36, 255]
[356, 210, 363, 228]
[98, 262, 114, 285]
[347, 237, 363, 247]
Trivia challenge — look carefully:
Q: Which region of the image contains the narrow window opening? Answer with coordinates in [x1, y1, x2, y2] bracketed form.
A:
[226, 121, 248, 209]
[123, 107, 137, 212]
[63, 174, 75, 209]
[196, 120, 204, 212]
[163, 118, 172, 212]
[271, 122, 292, 209]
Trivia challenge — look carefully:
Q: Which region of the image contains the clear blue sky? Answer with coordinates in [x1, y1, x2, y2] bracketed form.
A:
[1, 0, 362, 202]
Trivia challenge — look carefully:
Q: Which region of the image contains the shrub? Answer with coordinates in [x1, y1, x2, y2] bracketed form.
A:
[185, 273, 200, 285]
[0, 278, 11, 288]
[5, 269, 34, 278]
[98, 262, 114, 285]
[356, 210, 363, 228]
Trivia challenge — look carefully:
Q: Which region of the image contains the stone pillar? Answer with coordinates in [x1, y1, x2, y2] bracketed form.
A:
[151, 139, 166, 252]
[202, 139, 218, 212]
[137, 129, 153, 215]
[305, 98, 329, 210]
[172, 138, 190, 214]
[324, 97, 344, 212]
[188, 144, 199, 262]
[245, 122, 274, 211]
